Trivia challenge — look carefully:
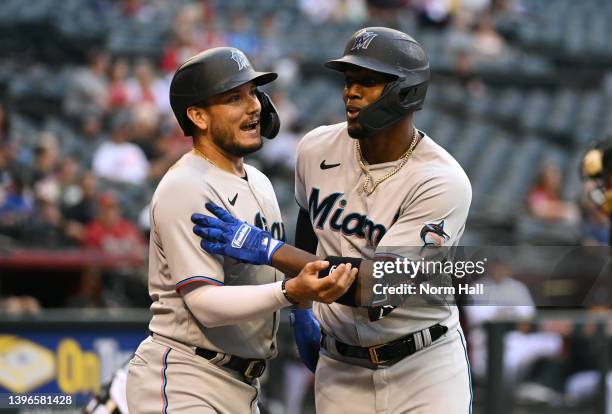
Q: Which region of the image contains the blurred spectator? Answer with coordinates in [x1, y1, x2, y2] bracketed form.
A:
[147, 117, 190, 181]
[527, 164, 580, 224]
[0, 295, 40, 314]
[63, 49, 110, 122]
[226, 14, 260, 56]
[63, 171, 99, 242]
[0, 175, 33, 239]
[161, 3, 223, 74]
[57, 157, 82, 208]
[83, 192, 145, 257]
[515, 311, 612, 405]
[334, 0, 368, 23]
[23, 198, 71, 247]
[66, 266, 109, 308]
[454, 51, 486, 97]
[31, 132, 60, 185]
[272, 91, 299, 132]
[258, 119, 303, 175]
[77, 111, 107, 166]
[464, 258, 563, 384]
[416, 0, 455, 28]
[445, 11, 475, 53]
[366, 0, 411, 24]
[63, 171, 98, 225]
[0, 102, 12, 145]
[0, 137, 21, 190]
[0, 175, 31, 220]
[299, 0, 340, 24]
[79, 111, 105, 143]
[127, 59, 170, 114]
[257, 15, 283, 65]
[107, 58, 131, 110]
[119, 0, 156, 23]
[92, 111, 150, 185]
[273, 57, 301, 90]
[472, 14, 507, 61]
[130, 103, 161, 159]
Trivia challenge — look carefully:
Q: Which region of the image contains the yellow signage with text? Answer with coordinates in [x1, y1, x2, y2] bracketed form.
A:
[0, 336, 100, 394]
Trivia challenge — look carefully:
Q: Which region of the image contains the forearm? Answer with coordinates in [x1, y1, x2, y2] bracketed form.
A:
[273, 246, 373, 307]
[182, 282, 290, 328]
[278, 207, 320, 278]
[271, 243, 318, 277]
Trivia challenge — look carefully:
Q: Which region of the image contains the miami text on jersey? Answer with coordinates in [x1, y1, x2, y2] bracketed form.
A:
[308, 188, 386, 245]
[254, 212, 286, 242]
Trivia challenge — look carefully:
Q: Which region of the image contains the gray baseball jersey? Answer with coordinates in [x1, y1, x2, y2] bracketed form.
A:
[148, 151, 285, 359]
[295, 122, 472, 347]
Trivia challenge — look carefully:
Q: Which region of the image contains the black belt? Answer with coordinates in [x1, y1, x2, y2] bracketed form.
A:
[195, 348, 266, 380]
[321, 324, 448, 366]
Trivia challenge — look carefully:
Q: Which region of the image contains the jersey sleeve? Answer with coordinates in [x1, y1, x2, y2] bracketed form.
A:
[379, 173, 472, 249]
[151, 173, 226, 290]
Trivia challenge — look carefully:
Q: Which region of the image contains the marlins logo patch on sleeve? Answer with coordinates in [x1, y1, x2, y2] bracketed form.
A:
[420, 221, 450, 246]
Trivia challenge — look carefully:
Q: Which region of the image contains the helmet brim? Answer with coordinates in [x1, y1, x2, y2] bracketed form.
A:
[324, 55, 401, 79]
[211, 71, 278, 99]
[219, 71, 277, 93]
[251, 71, 278, 86]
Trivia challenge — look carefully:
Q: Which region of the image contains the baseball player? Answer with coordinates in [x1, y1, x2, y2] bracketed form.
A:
[192, 28, 473, 413]
[125, 47, 357, 414]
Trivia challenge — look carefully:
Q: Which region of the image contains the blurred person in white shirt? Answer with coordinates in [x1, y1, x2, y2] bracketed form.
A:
[464, 256, 563, 384]
[92, 111, 149, 185]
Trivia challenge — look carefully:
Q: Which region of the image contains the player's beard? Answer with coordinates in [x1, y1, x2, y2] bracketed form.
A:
[347, 121, 368, 139]
[346, 122, 366, 139]
[211, 121, 263, 157]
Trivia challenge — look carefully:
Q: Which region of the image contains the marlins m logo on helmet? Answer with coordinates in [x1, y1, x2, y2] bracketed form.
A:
[351, 29, 378, 51]
[230, 48, 249, 71]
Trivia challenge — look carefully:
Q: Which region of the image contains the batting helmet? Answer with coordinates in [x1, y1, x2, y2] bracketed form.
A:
[170, 47, 280, 138]
[325, 27, 430, 137]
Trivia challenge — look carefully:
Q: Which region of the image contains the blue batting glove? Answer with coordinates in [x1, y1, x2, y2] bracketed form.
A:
[290, 308, 321, 373]
[191, 202, 284, 265]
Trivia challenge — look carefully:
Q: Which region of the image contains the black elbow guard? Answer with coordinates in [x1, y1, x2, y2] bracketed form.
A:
[319, 256, 361, 307]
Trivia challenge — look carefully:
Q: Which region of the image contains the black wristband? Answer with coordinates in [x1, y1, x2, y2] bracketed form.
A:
[319, 256, 361, 307]
[281, 279, 298, 305]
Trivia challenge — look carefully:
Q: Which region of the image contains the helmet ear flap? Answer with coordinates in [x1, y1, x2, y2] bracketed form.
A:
[396, 80, 428, 111]
[396, 82, 427, 111]
[356, 78, 428, 137]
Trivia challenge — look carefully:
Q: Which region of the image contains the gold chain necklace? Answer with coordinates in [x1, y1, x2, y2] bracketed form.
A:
[192, 147, 217, 167]
[355, 128, 419, 196]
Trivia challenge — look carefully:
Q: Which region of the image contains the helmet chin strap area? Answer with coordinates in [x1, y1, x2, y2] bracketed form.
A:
[355, 79, 427, 138]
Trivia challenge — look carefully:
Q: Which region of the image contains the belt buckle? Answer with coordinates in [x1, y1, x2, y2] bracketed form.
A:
[368, 344, 387, 365]
[244, 360, 265, 379]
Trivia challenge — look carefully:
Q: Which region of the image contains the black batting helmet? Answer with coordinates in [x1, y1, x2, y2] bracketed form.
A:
[325, 27, 430, 137]
[170, 47, 280, 138]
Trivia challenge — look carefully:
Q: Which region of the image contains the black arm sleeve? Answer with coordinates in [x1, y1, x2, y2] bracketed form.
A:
[295, 208, 360, 307]
[294, 208, 318, 254]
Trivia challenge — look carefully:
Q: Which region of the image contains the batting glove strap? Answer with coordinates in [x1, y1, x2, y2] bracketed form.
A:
[226, 222, 283, 265]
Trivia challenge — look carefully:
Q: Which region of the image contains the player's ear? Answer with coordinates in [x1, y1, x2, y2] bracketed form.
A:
[186, 105, 209, 132]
